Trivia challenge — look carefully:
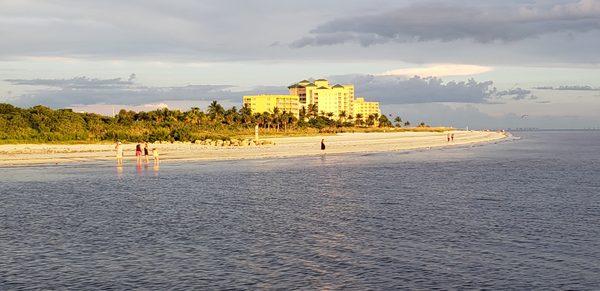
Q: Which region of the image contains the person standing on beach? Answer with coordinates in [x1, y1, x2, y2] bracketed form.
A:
[152, 148, 159, 164]
[447, 133, 451, 142]
[144, 142, 150, 164]
[451, 133, 455, 142]
[321, 139, 326, 151]
[115, 141, 124, 165]
[135, 143, 142, 164]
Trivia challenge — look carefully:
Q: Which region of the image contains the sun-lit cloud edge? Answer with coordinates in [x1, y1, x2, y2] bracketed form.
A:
[378, 64, 493, 78]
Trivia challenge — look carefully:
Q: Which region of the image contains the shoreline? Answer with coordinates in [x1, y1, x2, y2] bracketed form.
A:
[0, 130, 508, 167]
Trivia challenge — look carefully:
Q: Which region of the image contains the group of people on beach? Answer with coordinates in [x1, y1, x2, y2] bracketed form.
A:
[447, 133, 455, 142]
[115, 141, 159, 165]
[115, 138, 326, 165]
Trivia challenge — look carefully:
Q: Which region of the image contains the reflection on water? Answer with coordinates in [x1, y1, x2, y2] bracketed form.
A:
[115, 162, 160, 177]
[1, 131, 599, 289]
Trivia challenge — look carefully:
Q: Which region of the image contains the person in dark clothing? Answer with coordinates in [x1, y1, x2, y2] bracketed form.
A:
[143, 142, 150, 163]
[321, 139, 326, 151]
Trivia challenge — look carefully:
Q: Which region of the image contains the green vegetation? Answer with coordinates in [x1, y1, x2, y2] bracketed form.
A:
[0, 101, 439, 144]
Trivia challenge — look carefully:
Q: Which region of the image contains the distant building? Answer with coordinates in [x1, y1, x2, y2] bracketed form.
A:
[243, 78, 380, 122]
[288, 79, 380, 121]
[242, 94, 300, 117]
[288, 79, 355, 118]
[353, 97, 381, 120]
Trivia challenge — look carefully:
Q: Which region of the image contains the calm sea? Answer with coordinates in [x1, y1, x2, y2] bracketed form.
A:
[1, 131, 599, 290]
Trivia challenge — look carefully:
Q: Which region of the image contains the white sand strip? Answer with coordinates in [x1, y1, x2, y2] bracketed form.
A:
[0, 130, 507, 166]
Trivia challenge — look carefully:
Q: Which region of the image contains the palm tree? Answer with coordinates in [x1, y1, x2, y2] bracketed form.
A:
[299, 106, 307, 121]
[224, 107, 237, 125]
[366, 114, 376, 127]
[239, 105, 253, 126]
[326, 112, 334, 119]
[394, 116, 402, 127]
[307, 104, 318, 118]
[338, 110, 347, 123]
[207, 100, 225, 121]
[355, 113, 363, 127]
[254, 113, 265, 128]
[281, 111, 295, 132]
[261, 112, 271, 130]
[378, 115, 392, 127]
[183, 109, 200, 125]
[404, 121, 411, 127]
[271, 107, 281, 131]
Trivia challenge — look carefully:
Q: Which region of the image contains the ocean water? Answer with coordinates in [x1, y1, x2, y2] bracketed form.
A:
[1, 131, 599, 289]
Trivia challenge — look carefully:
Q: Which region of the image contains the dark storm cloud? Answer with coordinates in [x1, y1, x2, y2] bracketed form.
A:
[292, 0, 600, 47]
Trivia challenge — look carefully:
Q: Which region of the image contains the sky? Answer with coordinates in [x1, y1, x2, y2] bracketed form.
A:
[1, 0, 599, 129]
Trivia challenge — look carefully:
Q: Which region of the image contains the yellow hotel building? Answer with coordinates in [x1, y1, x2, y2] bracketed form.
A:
[288, 78, 379, 121]
[242, 94, 300, 117]
[243, 78, 380, 122]
[353, 97, 381, 119]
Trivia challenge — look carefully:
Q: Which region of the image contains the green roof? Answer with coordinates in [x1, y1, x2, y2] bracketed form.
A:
[304, 83, 316, 87]
[317, 86, 329, 89]
[332, 84, 344, 88]
[298, 79, 310, 83]
[315, 78, 328, 81]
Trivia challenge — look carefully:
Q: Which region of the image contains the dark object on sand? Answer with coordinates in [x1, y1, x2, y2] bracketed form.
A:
[321, 139, 326, 150]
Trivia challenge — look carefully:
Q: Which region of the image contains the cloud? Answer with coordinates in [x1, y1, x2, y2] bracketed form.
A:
[533, 85, 600, 90]
[3, 75, 287, 108]
[5, 74, 538, 108]
[292, 0, 600, 47]
[329, 74, 533, 104]
[379, 64, 493, 78]
[496, 88, 537, 100]
[0, 0, 384, 61]
[382, 103, 599, 129]
[4, 76, 133, 89]
[4, 76, 236, 107]
[0, 1, 599, 66]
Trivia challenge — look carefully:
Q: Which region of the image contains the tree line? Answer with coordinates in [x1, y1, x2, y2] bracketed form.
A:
[0, 101, 420, 143]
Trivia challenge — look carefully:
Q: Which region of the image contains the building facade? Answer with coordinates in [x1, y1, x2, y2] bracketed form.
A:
[287, 78, 376, 121]
[353, 97, 381, 120]
[243, 78, 381, 122]
[242, 95, 300, 118]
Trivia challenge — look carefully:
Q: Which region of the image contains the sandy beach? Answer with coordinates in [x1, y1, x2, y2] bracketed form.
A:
[0, 130, 507, 166]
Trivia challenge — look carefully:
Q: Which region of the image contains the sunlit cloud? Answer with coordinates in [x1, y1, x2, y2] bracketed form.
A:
[379, 64, 493, 77]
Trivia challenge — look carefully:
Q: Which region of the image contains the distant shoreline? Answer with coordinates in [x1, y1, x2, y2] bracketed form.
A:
[0, 130, 508, 167]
